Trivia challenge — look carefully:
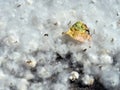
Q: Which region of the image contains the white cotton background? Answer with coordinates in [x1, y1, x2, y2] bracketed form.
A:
[0, 0, 120, 90]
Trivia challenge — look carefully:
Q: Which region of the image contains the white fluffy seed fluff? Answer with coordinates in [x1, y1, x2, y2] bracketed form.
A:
[69, 71, 79, 81]
[0, 0, 120, 90]
[82, 74, 94, 85]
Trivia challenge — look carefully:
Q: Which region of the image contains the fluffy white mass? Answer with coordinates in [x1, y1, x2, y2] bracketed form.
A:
[0, 0, 120, 90]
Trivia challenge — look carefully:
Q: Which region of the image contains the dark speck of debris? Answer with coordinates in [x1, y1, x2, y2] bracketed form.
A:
[117, 12, 119, 16]
[90, 0, 95, 4]
[111, 38, 114, 43]
[62, 32, 65, 35]
[44, 34, 48, 36]
[112, 52, 120, 65]
[17, 4, 21, 7]
[82, 49, 87, 52]
[98, 65, 102, 69]
[20, 17, 24, 20]
[89, 46, 91, 48]
[54, 22, 58, 26]
[55, 52, 64, 62]
[96, 20, 98, 23]
[26, 60, 32, 64]
[14, 41, 18, 43]
[30, 67, 37, 74]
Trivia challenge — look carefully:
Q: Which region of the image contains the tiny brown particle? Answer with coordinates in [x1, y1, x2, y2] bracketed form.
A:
[17, 4, 21, 7]
[26, 60, 32, 64]
[117, 12, 119, 16]
[83, 49, 87, 52]
[111, 38, 114, 42]
[54, 22, 58, 26]
[96, 20, 98, 23]
[44, 34, 48, 36]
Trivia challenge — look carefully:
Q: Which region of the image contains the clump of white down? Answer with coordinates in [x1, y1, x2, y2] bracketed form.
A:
[0, 0, 120, 90]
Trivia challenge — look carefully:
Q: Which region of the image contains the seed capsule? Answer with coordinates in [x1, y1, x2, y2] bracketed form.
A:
[64, 21, 91, 42]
